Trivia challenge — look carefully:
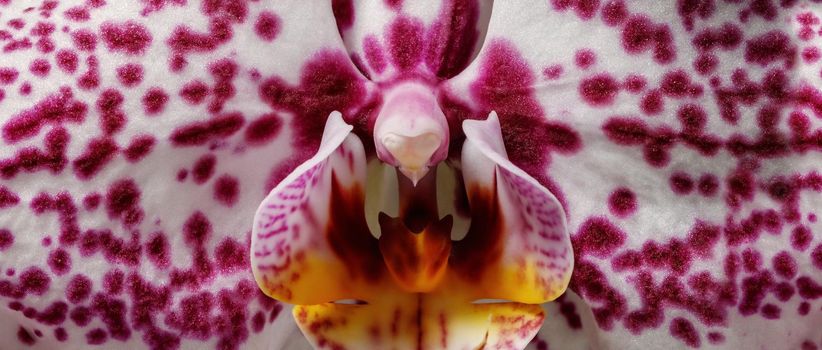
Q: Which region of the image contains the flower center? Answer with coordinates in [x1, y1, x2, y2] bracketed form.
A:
[374, 81, 449, 185]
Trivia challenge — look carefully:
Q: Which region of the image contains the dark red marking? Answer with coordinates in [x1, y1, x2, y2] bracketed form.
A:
[105, 178, 143, 228]
[72, 137, 118, 180]
[608, 187, 637, 217]
[2, 87, 86, 143]
[71, 29, 97, 51]
[669, 317, 700, 348]
[572, 216, 626, 258]
[66, 274, 92, 303]
[100, 21, 152, 55]
[170, 112, 245, 146]
[192, 154, 216, 184]
[123, 135, 155, 162]
[601, 0, 628, 26]
[116, 63, 144, 87]
[387, 17, 424, 70]
[180, 80, 209, 105]
[215, 237, 247, 272]
[213, 174, 239, 206]
[48, 248, 71, 275]
[744, 31, 796, 67]
[575, 49, 597, 69]
[55, 49, 79, 73]
[244, 113, 282, 145]
[579, 73, 620, 106]
[254, 11, 280, 42]
[142, 87, 169, 116]
[332, 0, 354, 32]
[0, 229, 13, 250]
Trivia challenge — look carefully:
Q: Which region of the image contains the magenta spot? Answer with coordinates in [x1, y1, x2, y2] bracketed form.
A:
[70, 306, 92, 326]
[739, 270, 773, 315]
[798, 302, 810, 315]
[543, 65, 564, 80]
[697, 174, 719, 196]
[761, 303, 781, 319]
[105, 178, 143, 227]
[192, 154, 216, 184]
[96, 89, 126, 135]
[20, 267, 50, 295]
[802, 47, 821, 63]
[796, 276, 822, 299]
[0, 229, 12, 250]
[184, 211, 211, 245]
[623, 74, 646, 93]
[244, 113, 282, 145]
[141, 87, 169, 116]
[180, 80, 208, 105]
[574, 49, 597, 69]
[213, 174, 239, 206]
[0, 67, 19, 85]
[146, 232, 170, 269]
[123, 135, 155, 162]
[660, 70, 694, 97]
[100, 21, 152, 55]
[812, 244, 822, 271]
[54, 327, 68, 341]
[670, 172, 694, 194]
[772, 251, 798, 278]
[48, 249, 71, 275]
[363, 36, 387, 74]
[252, 311, 265, 333]
[2, 87, 87, 144]
[259, 50, 366, 152]
[677, 104, 706, 134]
[601, 0, 628, 26]
[37, 301, 68, 325]
[215, 237, 247, 272]
[622, 15, 655, 53]
[608, 187, 637, 217]
[602, 117, 649, 145]
[86, 328, 108, 345]
[687, 220, 721, 256]
[669, 317, 700, 348]
[83, 193, 101, 210]
[71, 29, 97, 51]
[64, 6, 90, 21]
[556, 294, 583, 329]
[573, 216, 626, 258]
[29, 58, 51, 77]
[387, 17, 424, 70]
[332, 0, 354, 32]
[17, 327, 36, 345]
[0, 186, 20, 208]
[254, 11, 280, 42]
[73, 137, 118, 179]
[104, 269, 124, 295]
[579, 73, 619, 106]
[116, 63, 144, 87]
[66, 274, 92, 304]
[170, 113, 244, 146]
[693, 54, 718, 75]
[640, 89, 664, 115]
[745, 31, 795, 67]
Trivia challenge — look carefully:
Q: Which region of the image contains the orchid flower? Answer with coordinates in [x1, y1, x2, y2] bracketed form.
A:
[1, 0, 821, 350]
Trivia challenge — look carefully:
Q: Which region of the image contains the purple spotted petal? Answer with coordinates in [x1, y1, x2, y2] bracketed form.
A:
[1, 0, 822, 349]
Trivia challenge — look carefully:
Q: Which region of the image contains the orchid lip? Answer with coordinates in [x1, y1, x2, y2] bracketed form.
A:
[252, 110, 572, 349]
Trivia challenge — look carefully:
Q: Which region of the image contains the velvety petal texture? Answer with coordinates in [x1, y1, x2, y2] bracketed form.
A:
[1, 0, 821, 349]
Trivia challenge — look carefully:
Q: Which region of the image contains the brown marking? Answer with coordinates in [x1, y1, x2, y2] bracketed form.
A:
[450, 176, 505, 281]
[326, 174, 385, 282]
[378, 213, 452, 292]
